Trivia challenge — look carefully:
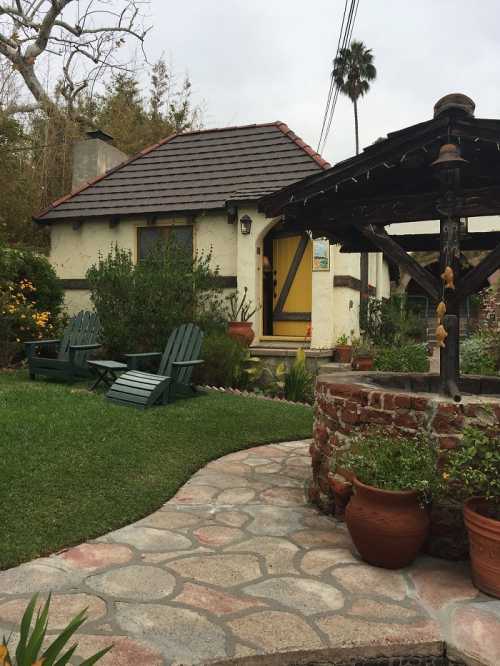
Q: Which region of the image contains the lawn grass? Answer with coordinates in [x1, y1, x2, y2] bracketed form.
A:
[1, 371, 313, 570]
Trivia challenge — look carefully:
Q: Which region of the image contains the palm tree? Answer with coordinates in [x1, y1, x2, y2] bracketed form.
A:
[333, 40, 376, 155]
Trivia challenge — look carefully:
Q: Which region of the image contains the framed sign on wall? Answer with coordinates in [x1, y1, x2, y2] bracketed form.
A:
[312, 238, 330, 271]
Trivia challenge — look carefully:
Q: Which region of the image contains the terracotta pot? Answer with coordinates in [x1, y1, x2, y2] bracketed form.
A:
[352, 355, 373, 371]
[345, 477, 430, 569]
[464, 497, 500, 598]
[335, 345, 352, 363]
[228, 321, 255, 347]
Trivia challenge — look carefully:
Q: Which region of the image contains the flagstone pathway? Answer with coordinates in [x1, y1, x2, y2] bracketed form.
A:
[1, 440, 499, 665]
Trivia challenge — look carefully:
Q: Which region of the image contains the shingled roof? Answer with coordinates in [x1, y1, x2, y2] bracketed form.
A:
[35, 122, 329, 223]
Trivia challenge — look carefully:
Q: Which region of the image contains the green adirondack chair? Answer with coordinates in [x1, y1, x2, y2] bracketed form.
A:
[25, 310, 101, 382]
[106, 323, 204, 409]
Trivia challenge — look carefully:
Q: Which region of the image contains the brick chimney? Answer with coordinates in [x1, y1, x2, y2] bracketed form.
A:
[72, 129, 127, 190]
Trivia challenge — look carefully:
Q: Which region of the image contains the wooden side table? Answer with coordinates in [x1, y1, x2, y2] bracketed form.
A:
[87, 360, 128, 390]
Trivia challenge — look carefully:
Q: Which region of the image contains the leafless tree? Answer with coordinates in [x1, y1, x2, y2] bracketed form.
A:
[0, 0, 150, 117]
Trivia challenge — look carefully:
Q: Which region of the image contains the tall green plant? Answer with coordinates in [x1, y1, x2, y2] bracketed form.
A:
[86, 240, 226, 355]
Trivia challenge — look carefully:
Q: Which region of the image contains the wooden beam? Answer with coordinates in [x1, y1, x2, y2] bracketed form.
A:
[456, 241, 500, 300]
[356, 224, 441, 301]
[340, 231, 500, 253]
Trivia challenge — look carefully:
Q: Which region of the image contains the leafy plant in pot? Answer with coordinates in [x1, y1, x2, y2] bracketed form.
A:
[444, 426, 500, 598]
[335, 429, 440, 568]
[226, 288, 259, 347]
[335, 333, 352, 363]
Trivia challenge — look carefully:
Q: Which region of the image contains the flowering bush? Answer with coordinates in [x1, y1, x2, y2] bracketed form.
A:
[0, 279, 58, 367]
[0, 246, 65, 367]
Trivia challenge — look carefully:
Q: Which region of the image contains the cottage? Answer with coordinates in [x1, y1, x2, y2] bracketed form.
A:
[34, 123, 391, 353]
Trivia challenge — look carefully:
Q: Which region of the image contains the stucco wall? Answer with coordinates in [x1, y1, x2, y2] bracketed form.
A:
[49, 205, 388, 346]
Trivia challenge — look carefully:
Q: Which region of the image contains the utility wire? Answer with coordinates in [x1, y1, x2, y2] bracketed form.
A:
[317, 0, 360, 155]
[317, 0, 348, 153]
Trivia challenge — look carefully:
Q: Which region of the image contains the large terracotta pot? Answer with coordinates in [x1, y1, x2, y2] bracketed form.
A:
[335, 345, 352, 363]
[352, 355, 373, 371]
[464, 497, 500, 598]
[345, 477, 430, 569]
[228, 321, 255, 347]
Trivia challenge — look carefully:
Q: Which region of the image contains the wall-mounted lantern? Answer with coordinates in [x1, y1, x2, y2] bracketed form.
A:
[240, 214, 252, 235]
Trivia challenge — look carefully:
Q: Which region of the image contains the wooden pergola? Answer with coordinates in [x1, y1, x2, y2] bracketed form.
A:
[260, 94, 500, 401]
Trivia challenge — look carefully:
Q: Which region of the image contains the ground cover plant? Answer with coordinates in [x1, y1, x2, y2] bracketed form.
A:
[0, 371, 312, 570]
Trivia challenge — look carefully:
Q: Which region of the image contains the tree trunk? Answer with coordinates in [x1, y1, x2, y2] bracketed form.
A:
[354, 98, 359, 156]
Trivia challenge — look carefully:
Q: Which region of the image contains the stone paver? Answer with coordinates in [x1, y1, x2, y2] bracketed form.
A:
[1, 438, 498, 666]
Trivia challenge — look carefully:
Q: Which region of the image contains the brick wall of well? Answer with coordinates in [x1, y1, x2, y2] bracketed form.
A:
[310, 378, 500, 559]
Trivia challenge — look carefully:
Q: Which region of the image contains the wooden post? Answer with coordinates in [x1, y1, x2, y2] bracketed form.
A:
[439, 216, 461, 397]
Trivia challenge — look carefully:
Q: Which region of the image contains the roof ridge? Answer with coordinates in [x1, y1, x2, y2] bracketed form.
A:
[274, 122, 331, 170]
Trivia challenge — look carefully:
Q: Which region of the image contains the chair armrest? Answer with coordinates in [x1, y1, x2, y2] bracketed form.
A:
[170, 359, 204, 380]
[124, 352, 162, 371]
[171, 360, 204, 367]
[69, 344, 101, 351]
[25, 339, 60, 360]
[25, 339, 60, 347]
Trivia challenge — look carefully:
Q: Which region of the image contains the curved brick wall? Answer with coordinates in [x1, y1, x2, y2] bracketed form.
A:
[310, 373, 500, 559]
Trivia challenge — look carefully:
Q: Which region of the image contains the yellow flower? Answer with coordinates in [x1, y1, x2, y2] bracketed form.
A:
[442, 472, 449, 480]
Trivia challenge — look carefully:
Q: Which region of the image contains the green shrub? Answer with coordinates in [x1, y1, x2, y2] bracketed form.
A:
[87, 241, 226, 356]
[460, 333, 497, 376]
[1, 593, 111, 664]
[364, 295, 426, 345]
[336, 428, 440, 502]
[444, 426, 500, 515]
[0, 246, 64, 367]
[374, 343, 429, 372]
[194, 332, 249, 388]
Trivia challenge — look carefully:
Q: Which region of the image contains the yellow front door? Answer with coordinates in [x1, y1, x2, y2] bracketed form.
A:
[272, 234, 312, 337]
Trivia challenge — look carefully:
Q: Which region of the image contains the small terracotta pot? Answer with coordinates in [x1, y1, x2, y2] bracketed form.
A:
[335, 345, 352, 363]
[352, 355, 373, 371]
[228, 321, 255, 347]
[328, 473, 353, 520]
[345, 477, 430, 569]
[464, 497, 500, 598]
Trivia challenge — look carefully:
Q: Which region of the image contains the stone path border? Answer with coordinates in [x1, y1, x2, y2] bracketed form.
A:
[0, 440, 499, 665]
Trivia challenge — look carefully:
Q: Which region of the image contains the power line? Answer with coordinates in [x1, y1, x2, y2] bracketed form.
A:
[317, 0, 348, 153]
[317, 0, 360, 155]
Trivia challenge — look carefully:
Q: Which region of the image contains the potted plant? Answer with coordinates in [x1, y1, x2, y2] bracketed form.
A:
[351, 338, 374, 371]
[226, 287, 259, 347]
[444, 426, 500, 598]
[335, 334, 352, 363]
[335, 428, 440, 568]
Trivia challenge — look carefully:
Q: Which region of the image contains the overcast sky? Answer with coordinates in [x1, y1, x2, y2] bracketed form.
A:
[143, 0, 499, 166]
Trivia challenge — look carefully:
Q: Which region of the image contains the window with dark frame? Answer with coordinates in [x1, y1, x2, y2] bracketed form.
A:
[137, 225, 193, 261]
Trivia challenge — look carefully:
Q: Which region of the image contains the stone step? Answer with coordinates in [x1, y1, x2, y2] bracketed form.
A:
[318, 362, 352, 375]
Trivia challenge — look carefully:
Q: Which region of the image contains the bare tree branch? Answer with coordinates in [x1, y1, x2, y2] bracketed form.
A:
[0, 0, 151, 117]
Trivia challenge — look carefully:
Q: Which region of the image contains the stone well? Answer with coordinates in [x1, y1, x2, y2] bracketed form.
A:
[310, 372, 500, 559]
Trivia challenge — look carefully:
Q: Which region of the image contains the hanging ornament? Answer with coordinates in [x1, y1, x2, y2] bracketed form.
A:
[436, 301, 447, 323]
[441, 266, 455, 290]
[436, 324, 448, 348]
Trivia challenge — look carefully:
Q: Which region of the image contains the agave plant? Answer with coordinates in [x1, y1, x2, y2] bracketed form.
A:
[0, 594, 111, 666]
